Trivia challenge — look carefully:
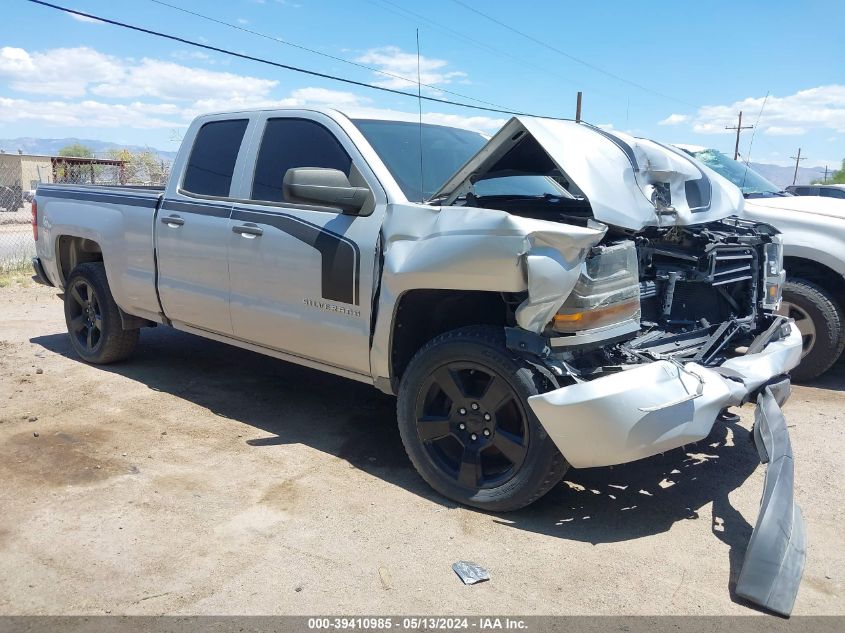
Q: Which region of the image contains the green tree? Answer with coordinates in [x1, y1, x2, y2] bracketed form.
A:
[812, 159, 845, 185]
[106, 148, 170, 185]
[58, 143, 94, 158]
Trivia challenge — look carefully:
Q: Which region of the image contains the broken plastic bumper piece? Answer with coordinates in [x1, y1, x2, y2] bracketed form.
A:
[527, 320, 802, 469]
[736, 378, 806, 616]
[526, 321, 805, 615]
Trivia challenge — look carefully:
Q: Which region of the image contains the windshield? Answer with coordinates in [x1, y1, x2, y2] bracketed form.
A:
[473, 175, 576, 198]
[690, 148, 783, 197]
[352, 119, 487, 201]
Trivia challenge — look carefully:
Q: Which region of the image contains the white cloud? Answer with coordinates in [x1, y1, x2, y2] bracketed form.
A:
[659, 113, 690, 126]
[764, 126, 807, 136]
[70, 14, 103, 24]
[670, 85, 845, 135]
[0, 97, 182, 129]
[0, 47, 122, 97]
[92, 58, 277, 101]
[0, 46, 276, 101]
[355, 46, 467, 91]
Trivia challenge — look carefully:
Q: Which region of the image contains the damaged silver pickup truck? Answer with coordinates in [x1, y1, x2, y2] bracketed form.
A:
[32, 109, 805, 614]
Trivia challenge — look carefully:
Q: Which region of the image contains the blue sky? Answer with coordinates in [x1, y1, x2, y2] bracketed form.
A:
[1, 0, 843, 168]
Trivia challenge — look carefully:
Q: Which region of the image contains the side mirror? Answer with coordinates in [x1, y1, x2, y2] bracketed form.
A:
[283, 167, 369, 214]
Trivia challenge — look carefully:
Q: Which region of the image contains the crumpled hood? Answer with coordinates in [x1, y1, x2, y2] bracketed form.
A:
[745, 194, 845, 220]
[433, 116, 745, 231]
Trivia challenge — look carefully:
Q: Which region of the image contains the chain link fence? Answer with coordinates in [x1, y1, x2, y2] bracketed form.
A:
[0, 151, 170, 274]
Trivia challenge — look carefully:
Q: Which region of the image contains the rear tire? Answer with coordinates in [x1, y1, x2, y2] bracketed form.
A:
[397, 325, 569, 512]
[777, 278, 844, 382]
[64, 262, 139, 364]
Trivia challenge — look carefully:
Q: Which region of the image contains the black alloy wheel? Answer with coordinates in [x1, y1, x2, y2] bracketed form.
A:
[415, 360, 530, 490]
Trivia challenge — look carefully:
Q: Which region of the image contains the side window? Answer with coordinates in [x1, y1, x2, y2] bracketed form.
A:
[182, 119, 248, 197]
[821, 188, 845, 199]
[251, 118, 352, 203]
[793, 186, 811, 195]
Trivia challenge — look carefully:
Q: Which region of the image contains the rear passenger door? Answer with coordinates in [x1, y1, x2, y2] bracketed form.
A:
[226, 113, 385, 376]
[156, 117, 250, 334]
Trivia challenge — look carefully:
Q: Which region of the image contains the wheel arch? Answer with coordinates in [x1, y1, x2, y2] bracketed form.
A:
[56, 234, 103, 287]
[382, 289, 515, 394]
[784, 254, 845, 310]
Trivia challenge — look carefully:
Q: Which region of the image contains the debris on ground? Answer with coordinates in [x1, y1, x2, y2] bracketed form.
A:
[378, 566, 392, 590]
[452, 561, 490, 585]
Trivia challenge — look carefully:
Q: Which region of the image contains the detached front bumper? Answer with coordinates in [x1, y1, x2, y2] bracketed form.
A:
[528, 320, 802, 469]
[527, 320, 805, 615]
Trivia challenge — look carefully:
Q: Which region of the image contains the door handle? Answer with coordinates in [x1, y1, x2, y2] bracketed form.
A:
[160, 215, 184, 227]
[232, 224, 263, 237]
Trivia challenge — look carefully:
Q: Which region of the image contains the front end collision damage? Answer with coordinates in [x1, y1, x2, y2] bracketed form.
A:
[367, 116, 805, 614]
[369, 203, 607, 381]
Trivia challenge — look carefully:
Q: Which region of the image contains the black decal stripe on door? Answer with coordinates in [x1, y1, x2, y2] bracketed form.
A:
[232, 208, 360, 306]
[38, 187, 160, 208]
[160, 199, 232, 218]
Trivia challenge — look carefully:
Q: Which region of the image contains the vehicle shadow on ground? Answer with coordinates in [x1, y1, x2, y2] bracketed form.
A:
[33, 326, 796, 611]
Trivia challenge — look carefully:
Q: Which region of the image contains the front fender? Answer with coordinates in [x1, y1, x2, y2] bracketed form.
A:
[369, 203, 606, 381]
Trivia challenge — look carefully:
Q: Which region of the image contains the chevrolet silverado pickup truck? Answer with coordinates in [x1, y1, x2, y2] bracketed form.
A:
[676, 145, 845, 381]
[32, 109, 805, 614]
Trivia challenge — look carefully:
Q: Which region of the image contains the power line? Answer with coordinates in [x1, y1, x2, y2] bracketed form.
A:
[146, 0, 508, 110]
[27, 0, 567, 119]
[449, 0, 697, 108]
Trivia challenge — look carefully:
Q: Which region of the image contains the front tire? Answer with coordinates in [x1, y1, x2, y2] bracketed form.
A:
[397, 326, 569, 512]
[64, 262, 139, 364]
[777, 278, 844, 382]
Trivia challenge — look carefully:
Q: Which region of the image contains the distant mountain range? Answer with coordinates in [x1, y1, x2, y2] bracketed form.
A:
[0, 137, 831, 189]
[0, 137, 178, 162]
[747, 162, 829, 189]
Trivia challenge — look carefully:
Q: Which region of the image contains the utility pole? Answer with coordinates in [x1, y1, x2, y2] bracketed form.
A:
[575, 91, 582, 123]
[823, 165, 829, 183]
[725, 111, 753, 160]
[791, 148, 806, 185]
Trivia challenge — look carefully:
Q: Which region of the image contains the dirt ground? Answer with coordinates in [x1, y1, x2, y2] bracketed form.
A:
[0, 275, 842, 616]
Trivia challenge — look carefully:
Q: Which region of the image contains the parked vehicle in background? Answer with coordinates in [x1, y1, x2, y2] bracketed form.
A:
[785, 184, 845, 199]
[32, 110, 806, 614]
[677, 145, 845, 381]
[0, 186, 17, 211]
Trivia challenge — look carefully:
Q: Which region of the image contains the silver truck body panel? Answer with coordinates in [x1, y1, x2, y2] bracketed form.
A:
[434, 117, 745, 231]
[157, 198, 235, 334]
[33, 185, 164, 324]
[368, 203, 606, 380]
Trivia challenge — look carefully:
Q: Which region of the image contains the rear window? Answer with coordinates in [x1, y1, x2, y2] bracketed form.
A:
[182, 119, 248, 197]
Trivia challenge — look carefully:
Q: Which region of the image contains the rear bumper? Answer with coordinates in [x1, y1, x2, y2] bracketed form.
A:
[31, 257, 53, 287]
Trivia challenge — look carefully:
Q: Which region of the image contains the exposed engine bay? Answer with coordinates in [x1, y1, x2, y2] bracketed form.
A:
[460, 189, 786, 378]
[625, 218, 784, 365]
